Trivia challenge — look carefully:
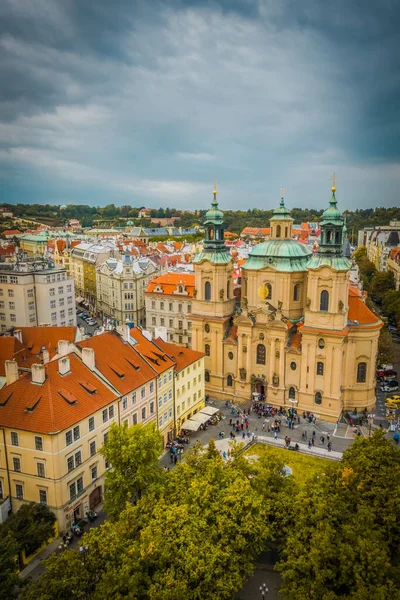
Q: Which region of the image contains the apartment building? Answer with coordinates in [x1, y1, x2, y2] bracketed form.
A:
[71, 243, 113, 311]
[145, 272, 194, 347]
[96, 251, 158, 326]
[156, 340, 205, 433]
[0, 262, 76, 330]
[387, 248, 400, 290]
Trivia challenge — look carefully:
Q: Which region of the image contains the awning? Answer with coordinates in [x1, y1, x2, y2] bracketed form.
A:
[189, 412, 211, 425]
[200, 406, 220, 416]
[181, 419, 201, 431]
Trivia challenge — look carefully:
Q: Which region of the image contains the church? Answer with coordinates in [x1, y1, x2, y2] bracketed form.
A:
[191, 184, 382, 421]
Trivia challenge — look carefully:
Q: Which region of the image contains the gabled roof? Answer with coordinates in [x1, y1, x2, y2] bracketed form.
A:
[146, 272, 195, 297]
[129, 329, 175, 374]
[17, 327, 78, 358]
[0, 354, 117, 434]
[0, 337, 36, 376]
[77, 331, 157, 395]
[348, 288, 382, 328]
[155, 339, 204, 372]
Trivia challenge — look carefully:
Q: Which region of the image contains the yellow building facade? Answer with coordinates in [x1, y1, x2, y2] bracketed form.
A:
[192, 187, 382, 422]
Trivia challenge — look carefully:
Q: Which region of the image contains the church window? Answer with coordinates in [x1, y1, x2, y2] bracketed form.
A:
[228, 352, 234, 360]
[204, 323, 210, 333]
[316, 362, 324, 376]
[256, 344, 266, 365]
[293, 283, 300, 302]
[320, 290, 329, 312]
[290, 361, 297, 371]
[205, 371, 210, 383]
[288, 387, 296, 399]
[276, 225, 281, 238]
[318, 338, 325, 349]
[327, 230, 333, 243]
[227, 375, 233, 387]
[266, 283, 272, 300]
[205, 281, 211, 301]
[215, 229, 219, 240]
[285, 227, 288, 238]
[314, 392, 322, 405]
[209, 228, 214, 240]
[227, 280, 230, 299]
[357, 362, 367, 383]
[205, 344, 210, 357]
[335, 231, 341, 244]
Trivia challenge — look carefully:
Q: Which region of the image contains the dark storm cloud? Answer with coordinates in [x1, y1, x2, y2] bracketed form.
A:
[0, 0, 399, 208]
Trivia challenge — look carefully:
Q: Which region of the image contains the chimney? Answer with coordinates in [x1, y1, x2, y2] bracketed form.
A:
[31, 363, 46, 385]
[58, 340, 70, 357]
[82, 347, 95, 370]
[5, 360, 19, 386]
[124, 325, 131, 343]
[58, 356, 71, 376]
[42, 349, 49, 364]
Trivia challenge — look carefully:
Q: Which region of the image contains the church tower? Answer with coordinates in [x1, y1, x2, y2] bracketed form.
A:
[191, 184, 236, 394]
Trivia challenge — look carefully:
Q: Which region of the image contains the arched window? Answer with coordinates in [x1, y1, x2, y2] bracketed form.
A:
[215, 229, 220, 240]
[316, 362, 324, 376]
[276, 225, 281, 238]
[357, 362, 367, 383]
[227, 280, 230, 299]
[315, 392, 322, 405]
[256, 343, 266, 365]
[327, 230, 333, 242]
[209, 228, 214, 240]
[205, 281, 211, 301]
[205, 344, 210, 357]
[227, 375, 233, 387]
[293, 283, 300, 302]
[205, 370, 210, 383]
[320, 290, 329, 312]
[289, 387, 296, 399]
[285, 227, 288, 238]
[266, 283, 272, 300]
[335, 231, 341, 244]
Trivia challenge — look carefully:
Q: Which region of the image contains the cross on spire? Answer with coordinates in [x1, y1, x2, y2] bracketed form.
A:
[331, 172, 337, 192]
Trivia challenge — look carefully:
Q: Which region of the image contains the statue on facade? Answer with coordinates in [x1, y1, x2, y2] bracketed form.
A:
[338, 299, 344, 311]
[272, 372, 279, 387]
[306, 297, 311, 308]
[240, 368, 247, 380]
[193, 288, 197, 298]
[241, 296, 248, 309]
[219, 288, 224, 300]
[278, 300, 283, 311]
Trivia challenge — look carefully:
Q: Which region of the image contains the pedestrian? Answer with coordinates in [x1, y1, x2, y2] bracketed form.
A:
[262, 423, 265, 430]
[242, 431, 246, 439]
[251, 432, 255, 441]
[241, 423, 244, 431]
[312, 430, 316, 439]
[274, 431, 278, 441]
[311, 437, 314, 446]
[173, 454, 178, 465]
[246, 423, 249, 430]
[308, 439, 312, 449]
[327, 434, 330, 443]
[170, 452, 174, 464]
[327, 442, 332, 452]
[229, 418, 232, 426]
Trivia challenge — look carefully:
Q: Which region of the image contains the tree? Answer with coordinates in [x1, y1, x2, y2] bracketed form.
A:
[377, 327, 394, 365]
[0, 532, 20, 599]
[277, 432, 400, 599]
[2, 502, 56, 558]
[383, 290, 400, 327]
[100, 422, 164, 520]
[370, 271, 395, 302]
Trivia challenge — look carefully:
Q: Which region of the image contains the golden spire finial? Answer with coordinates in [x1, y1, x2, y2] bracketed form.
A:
[331, 172, 337, 193]
[213, 179, 217, 197]
[280, 185, 285, 199]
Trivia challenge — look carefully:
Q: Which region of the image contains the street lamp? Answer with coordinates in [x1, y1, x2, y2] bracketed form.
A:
[79, 545, 90, 565]
[260, 583, 269, 599]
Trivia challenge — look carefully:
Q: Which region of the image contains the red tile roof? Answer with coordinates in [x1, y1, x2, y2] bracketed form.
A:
[0, 354, 117, 434]
[77, 331, 157, 394]
[17, 327, 78, 357]
[129, 328, 175, 374]
[155, 339, 204, 372]
[2, 230, 22, 236]
[348, 288, 382, 327]
[0, 337, 36, 376]
[146, 272, 195, 297]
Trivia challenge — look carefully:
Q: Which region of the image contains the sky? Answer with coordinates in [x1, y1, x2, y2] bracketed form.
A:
[0, 0, 399, 211]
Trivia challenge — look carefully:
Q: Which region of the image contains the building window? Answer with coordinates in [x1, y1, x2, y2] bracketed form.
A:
[9, 301, 15, 309]
[150, 401, 155, 414]
[109, 405, 114, 419]
[141, 407, 146, 421]
[73, 426, 80, 441]
[122, 398, 128, 411]
[357, 362, 367, 383]
[293, 283, 300, 302]
[316, 362, 324, 376]
[8, 289, 14, 297]
[91, 466, 98, 481]
[77, 477, 83, 495]
[16, 484, 23, 500]
[11, 432, 18, 446]
[39, 490, 47, 504]
[158, 416, 163, 428]
[288, 387, 296, 399]
[10, 314, 16, 322]
[163, 392, 167, 404]
[133, 413, 138, 425]
[169, 302, 173, 311]
[103, 432, 109, 444]
[132, 391, 136, 404]
[205, 370, 210, 382]
[179, 335, 183, 344]
[227, 280, 230, 299]
[35, 436, 43, 451]
[37, 463, 46, 478]
[67, 456, 74, 472]
[205, 281, 211, 301]
[103, 408, 108, 423]
[256, 344, 266, 365]
[318, 338, 325, 349]
[90, 440, 96, 456]
[315, 392, 322, 405]
[152, 317, 156, 326]
[276, 224, 281, 238]
[150, 382, 154, 393]
[205, 344, 210, 357]
[290, 361, 297, 371]
[227, 375, 233, 387]
[152, 300, 156, 309]
[13, 457, 21, 472]
[161, 318, 165, 326]
[320, 290, 329, 312]
[89, 416, 95, 431]
[204, 323, 210, 333]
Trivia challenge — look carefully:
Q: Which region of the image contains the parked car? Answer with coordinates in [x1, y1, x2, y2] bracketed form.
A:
[388, 325, 398, 334]
[381, 380, 399, 392]
[387, 395, 400, 404]
[86, 319, 97, 326]
[377, 369, 397, 381]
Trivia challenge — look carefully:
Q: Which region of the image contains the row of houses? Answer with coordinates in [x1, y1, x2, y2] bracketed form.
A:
[0, 326, 205, 532]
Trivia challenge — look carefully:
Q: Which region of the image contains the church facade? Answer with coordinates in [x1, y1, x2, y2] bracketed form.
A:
[191, 186, 382, 422]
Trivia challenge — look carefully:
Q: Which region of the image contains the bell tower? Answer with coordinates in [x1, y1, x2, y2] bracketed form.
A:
[191, 183, 236, 395]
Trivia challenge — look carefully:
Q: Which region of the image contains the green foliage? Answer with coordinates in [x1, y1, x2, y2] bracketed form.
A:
[383, 290, 400, 328]
[370, 271, 395, 302]
[353, 246, 377, 291]
[1, 502, 56, 558]
[100, 422, 164, 520]
[378, 327, 394, 364]
[0, 531, 20, 599]
[277, 432, 400, 600]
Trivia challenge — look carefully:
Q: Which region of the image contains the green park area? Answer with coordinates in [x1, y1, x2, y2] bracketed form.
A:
[245, 443, 330, 483]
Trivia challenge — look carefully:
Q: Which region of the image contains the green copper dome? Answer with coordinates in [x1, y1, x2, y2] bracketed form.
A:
[204, 190, 224, 224]
[270, 197, 294, 221]
[320, 192, 342, 224]
[243, 239, 312, 272]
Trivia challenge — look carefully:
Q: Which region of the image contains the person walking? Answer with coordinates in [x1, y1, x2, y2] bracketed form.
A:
[308, 439, 312, 449]
[327, 442, 332, 452]
[274, 431, 278, 441]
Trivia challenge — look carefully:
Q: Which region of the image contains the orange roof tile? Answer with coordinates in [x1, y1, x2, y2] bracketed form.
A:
[77, 331, 157, 395]
[2, 230, 22, 236]
[155, 339, 204, 371]
[0, 337, 36, 376]
[18, 327, 78, 357]
[146, 272, 195, 297]
[0, 354, 117, 434]
[348, 291, 382, 327]
[129, 328, 175, 374]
